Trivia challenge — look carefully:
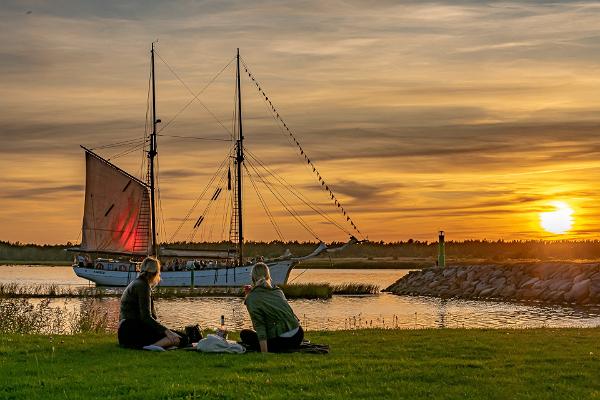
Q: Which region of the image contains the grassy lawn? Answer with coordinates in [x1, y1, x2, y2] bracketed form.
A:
[0, 329, 599, 399]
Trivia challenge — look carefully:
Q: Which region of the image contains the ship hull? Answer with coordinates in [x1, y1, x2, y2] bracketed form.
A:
[73, 260, 297, 287]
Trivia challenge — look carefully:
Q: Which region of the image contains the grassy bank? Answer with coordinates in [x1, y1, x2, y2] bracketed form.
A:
[0, 329, 598, 399]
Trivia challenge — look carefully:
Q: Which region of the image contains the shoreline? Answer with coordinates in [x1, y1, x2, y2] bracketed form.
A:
[0, 258, 426, 269]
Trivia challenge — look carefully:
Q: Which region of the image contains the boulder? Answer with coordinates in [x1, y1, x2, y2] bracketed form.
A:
[475, 281, 488, 293]
[573, 273, 589, 283]
[491, 277, 506, 288]
[456, 269, 467, 279]
[499, 285, 516, 298]
[565, 279, 591, 303]
[442, 268, 456, 278]
[520, 277, 540, 289]
[546, 290, 564, 302]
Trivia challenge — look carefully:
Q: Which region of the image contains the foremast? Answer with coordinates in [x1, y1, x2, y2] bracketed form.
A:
[149, 43, 159, 256]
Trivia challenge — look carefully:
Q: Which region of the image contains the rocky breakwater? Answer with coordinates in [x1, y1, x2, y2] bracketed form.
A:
[385, 263, 600, 305]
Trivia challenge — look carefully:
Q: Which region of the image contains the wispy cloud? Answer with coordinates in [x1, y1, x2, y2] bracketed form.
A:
[2, 0, 600, 242]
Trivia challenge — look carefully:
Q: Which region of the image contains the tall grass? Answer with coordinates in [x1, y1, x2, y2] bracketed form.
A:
[0, 283, 109, 298]
[281, 283, 380, 298]
[0, 297, 110, 334]
[280, 283, 334, 299]
[331, 283, 379, 295]
[0, 282, 379, 301]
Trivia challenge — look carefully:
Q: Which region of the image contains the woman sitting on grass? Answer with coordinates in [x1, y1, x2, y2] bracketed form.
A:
[240, 262, 304, 353]
[118, 257, 185, 351]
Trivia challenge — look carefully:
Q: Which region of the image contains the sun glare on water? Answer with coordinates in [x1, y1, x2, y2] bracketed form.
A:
[539, 201, 574, 235]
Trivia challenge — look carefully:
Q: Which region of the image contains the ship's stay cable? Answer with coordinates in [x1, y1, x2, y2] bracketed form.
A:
[156, 157, 167, 243]
[108, 140, 151, 161]
[154, 51, 235, 140]
[240, 57, 364, 239]
[141, 62, 152, 180]
[91, 138, 147, 150]
[169, 148, 233, 241]
[244, 148, 352, 237]
[243, 163, 285, 241]
[189, 170, 228, 242]
[219, 173, 232, 241]
[157, 134, 231, 142]
[245, 157, 320, 241]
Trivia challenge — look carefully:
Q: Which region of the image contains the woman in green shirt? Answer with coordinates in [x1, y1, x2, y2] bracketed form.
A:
[241, 263, 304, 352]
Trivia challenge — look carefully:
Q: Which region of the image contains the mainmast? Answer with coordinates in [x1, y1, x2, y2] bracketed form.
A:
[236, 48, 244, 266]
[149, 43, 159, 256]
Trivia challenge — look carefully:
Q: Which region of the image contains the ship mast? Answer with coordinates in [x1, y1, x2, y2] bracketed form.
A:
[236, 48, 244, 266]
[149, 43, 159, 256]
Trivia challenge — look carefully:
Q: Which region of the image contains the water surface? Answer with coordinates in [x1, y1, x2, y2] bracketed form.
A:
[2, 265, 600, 331]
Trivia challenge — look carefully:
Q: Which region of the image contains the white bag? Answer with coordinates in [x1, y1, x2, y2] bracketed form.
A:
[195, 334, 246, 354]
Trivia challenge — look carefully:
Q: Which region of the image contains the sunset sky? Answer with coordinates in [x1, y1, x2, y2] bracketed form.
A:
[2, 1, 600, 244]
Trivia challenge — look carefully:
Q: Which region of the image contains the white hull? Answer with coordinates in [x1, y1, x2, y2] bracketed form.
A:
[73, 260, 297, 287]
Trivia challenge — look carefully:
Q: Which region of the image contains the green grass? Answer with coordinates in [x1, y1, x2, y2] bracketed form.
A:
[0, 329, 599, 399]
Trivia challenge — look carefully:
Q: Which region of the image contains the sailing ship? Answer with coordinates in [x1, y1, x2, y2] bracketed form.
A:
[72, 44, 363, 287]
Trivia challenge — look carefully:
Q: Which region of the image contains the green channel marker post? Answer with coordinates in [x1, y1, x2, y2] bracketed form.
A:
[438, 231, 446, 268]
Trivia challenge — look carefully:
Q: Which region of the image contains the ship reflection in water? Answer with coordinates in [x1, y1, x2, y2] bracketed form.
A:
[1, 266, 600, 330]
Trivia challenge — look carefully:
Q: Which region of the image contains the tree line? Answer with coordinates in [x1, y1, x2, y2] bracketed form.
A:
[2, 239, 600, 262]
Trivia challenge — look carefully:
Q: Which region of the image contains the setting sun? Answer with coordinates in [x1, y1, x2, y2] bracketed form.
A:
[539, 201, 574, 235]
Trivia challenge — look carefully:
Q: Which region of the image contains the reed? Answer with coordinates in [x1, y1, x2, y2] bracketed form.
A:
[69, 298, 110, 334]
[280, 283, 333, 299]
[152, 286, 244, 298]
[0, 281, 379, 300]
[331, 283, 380, 295]
[0, 283, 110, 298]
[0, 297, 110, 334]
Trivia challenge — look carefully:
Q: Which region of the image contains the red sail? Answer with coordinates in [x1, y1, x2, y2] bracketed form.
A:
[80, 150, 151, 255]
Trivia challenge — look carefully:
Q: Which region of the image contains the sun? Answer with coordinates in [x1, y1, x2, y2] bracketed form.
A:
[539, 201, 574, 235]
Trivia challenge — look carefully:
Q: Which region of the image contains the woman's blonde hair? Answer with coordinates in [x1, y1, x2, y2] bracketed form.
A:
[139, 257, 161, 287]
[251, 262, 271, 287]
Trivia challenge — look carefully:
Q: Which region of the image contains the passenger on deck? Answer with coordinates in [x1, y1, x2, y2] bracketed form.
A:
[117, 257, 187, 350]
[240, 262, 304, 353]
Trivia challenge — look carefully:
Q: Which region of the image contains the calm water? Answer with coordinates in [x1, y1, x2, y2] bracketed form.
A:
[2, 265, 600, 330]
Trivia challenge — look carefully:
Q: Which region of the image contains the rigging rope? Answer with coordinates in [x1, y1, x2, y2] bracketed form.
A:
[91, 137, 147, 150]
[243, 163, 285, 241]
[156, 157, 168, 243]
[169, 148, 234, 241]
[190, 171, 228, 242]
[141, 62, 152, 181]
[244, 148, 352, 236]
[245, 157, 320, 241]
[241, 58, 364, 238]
[107, 140, 150, 161]
[154, 51, 235, 139]
[157, 134, 231, 142]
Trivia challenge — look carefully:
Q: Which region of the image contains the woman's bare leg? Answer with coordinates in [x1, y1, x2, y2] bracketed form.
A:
[152, 335, 179, 348]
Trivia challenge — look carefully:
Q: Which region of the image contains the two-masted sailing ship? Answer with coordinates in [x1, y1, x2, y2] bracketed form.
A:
[72, 44, 363, 287]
